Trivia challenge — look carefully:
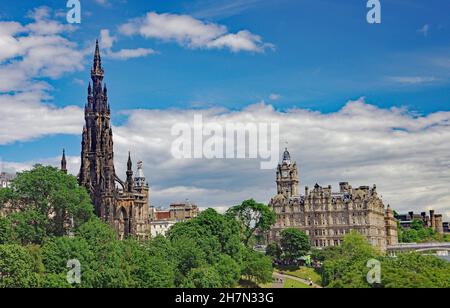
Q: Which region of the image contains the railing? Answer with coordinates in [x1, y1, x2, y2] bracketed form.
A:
[387, 242, 450, 251]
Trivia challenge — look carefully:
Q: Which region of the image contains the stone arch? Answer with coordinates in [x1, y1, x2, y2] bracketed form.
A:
[117, 207, 130, 240]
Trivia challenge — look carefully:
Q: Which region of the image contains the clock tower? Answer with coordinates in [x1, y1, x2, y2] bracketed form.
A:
[276, 148, 299, 198]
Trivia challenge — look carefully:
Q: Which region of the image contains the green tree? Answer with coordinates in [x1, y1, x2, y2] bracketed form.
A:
[320, 232, 380, 288]
[241, 249, 273, 285]
[266, 242, 282, 260]
[171, 236, 207, 283]
[41, 236, 96, 288]
[3, 210, 48, 245]
[76, 218, 129, 288]
[399, 219, 438, 243]
[226, 199, 276, 247]
[0, 166, 94, 242]
[182, 266, 222, 288]
[213, 254, 241, 288]
[122, 238, 175, 288]
[168, 209, 243, 263]
[381, 253, 450, 288]
[279, 228, 311, 263]
[0, 244, 39, 288]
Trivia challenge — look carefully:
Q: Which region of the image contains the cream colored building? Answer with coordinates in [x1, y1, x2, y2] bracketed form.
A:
[268, 148, 398, 251]
[150, 220, 176, 237]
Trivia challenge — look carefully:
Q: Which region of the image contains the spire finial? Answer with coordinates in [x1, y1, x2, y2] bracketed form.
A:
[91, 39, 104, 77]
[282, 146, 291, 164]
[61, 149, 67, 174]
[126, 152, 134, 192]
[127, 151, 132, 170]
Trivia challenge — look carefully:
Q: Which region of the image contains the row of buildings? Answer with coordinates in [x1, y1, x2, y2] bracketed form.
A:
[149, 202, 199, 237]
[267, 148, 449, 251]
[268, 149, 399, 251]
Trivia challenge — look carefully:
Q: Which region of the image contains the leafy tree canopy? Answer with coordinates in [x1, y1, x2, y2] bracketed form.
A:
[226, 199, 276, 247]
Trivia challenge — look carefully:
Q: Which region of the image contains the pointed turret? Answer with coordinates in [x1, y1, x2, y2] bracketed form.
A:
[91, 39, 104, 78]
[127, 152, 132, 171]
[61, 149, 67, 174]
[126, 152, 134, 192]
[282, 147, 291, 165]
[134, 161, 147, 188]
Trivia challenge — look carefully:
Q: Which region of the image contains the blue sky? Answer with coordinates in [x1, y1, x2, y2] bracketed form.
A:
[3, 0, 450, 116]
[1, 0, 450, 217]
[1, 0, 449, 158]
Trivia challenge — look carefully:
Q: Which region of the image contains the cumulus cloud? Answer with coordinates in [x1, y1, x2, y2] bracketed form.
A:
[99, 29, 156, 60]
[0, 7, 86, 145]
[119, 12, 274, 53]
[116, 100, 450, 220]
[5, 99, 449, 220]
[0, 9, 85, 88]
[0, 92, 83, 145]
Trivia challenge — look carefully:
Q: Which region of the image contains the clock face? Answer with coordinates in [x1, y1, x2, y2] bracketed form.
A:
[282, 171, 289, 177]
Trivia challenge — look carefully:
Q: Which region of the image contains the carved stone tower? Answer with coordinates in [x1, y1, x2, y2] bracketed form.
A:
[61, 149, 67, 174]
[79, 40, 118, 222]
[276, 148, 299, 198]
[76, 41, 150, 239]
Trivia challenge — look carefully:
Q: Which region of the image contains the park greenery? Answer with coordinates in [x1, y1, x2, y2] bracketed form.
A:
[266, 229, 450, 289]
[266, 228, 311, 264]
[0, 165, 273, 288]
[397, 219, 450, 243]
[0, 165, 449, 289]
[312, 232, 450, 288]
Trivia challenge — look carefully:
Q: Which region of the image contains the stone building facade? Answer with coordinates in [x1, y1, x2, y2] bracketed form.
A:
[74, 42, 150, 239]
[0, 172, 14, 189]
[149, 202, 200, 237]
[268, 148, 398, 251]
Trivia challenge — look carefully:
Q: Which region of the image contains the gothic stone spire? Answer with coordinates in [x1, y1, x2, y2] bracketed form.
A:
[79, 42, 116, 218]
[126, 152, 134, 192]
[61, 149, 67, 174]
[91, 39, 104, 79]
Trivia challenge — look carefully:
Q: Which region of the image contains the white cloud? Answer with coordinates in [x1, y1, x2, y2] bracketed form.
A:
[99, 29, 116, 50]
[0, 7, 86, 146]
[99, 29, 156, 60]
[0, 7, 85, 89]
[269, 93, 281, 101]
[0, 92, 83, 145]
[119, 12, 274, 53]
[387, 76, 438, 85]
[94, 0, 110, 7]
[108, 48, 157, 60]
[6, 99, 449, 220]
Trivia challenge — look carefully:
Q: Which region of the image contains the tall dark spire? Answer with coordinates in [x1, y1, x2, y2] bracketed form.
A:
[61, 149, 67, 174]
[80, 41, 116, 217]
[126, 152, 134, 192]
[91, 39, 104, 79]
